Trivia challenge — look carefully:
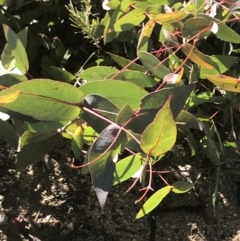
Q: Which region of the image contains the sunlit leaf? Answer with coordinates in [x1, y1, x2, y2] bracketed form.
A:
[206, 75, 240, 93]
[154, 11, 189, 24]
[80, 80, 147, 109]
[137, 19, 155, 53]
[116, 104, 134, 125]
[0, 90, 20, 104]
[109, 53, 146, 72]
[3, 24, 29, 73]
[200, 14, 240, 43]
[181, 43, 217, 69]
[112, 8, 145, 32]
[0, 79, 84, 121]
[199, 55, 238, 79]
[79, 66, 118, 81]
[172, 180, 195, 194]
[141, 96, 177, 156]
[138, 51, 171, 79]
[136, 185, 172, 219]
[71, 126, 84, 160]
[113, 153, 143, 185]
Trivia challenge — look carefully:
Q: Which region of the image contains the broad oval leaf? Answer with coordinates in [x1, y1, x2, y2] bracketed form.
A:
[136, 185, 172, 219]
[141, 96, 177, 156]
[0, 90, 20, 104]
[172, 180, 194, 194]
[127, 83, 196, 134]
[80, 80, 147, 109]
[0, 79, 84, 121]
[182, 17, 212, 39]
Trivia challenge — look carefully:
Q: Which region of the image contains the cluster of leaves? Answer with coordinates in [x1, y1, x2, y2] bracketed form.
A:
[1, 0, 240, 219]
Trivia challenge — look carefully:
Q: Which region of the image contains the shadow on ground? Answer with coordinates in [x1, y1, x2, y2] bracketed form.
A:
[1, 140, 240, 241]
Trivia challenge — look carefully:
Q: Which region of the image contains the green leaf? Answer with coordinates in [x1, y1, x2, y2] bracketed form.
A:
[1, 43, 15, 71]
[192, 0, 205, 14]
[23, 121, 68, 133]
[206, 75, 240, 93]
[103, 6, 124, 44]
[113, 8, 145, 32]
[88, 123, 127, 209]
[83, 95, 119, 133]
[199, 55, 239, 79]
[182, 17, 212, 39]
[141, 96, 177, 156]
[201, 122, 221, 165]
[41, 65, 75, 83]
[79, 66, 118, 81]
[181, 43, 218, 69]
[121, 70, 157, 87]
[83, 126, 98, 143]
[0, 79, 84, 121]
[80, 80, 147, 109]
[141, 84, 196, 118]
[200, 14, 240, 43]
[172, 181, 195, 194]
[127, 84, 196, 134]
[185, 91, 226, 108]
[0, 119, 19, 149]
[154, 10, 189, 24]
[137, 19, 155, 53]
[113, 153, 143, 185]
[20, 131, 56, 148]
[176, 110, 202, 130]
[116, 104, 134, 125]
[109, 53, 146, 72]
[3, 24, 29, 73]
[17, 27, 28, 48]
[0, 74, 27, 87]
[16, 136, 56, 170]
[71, 126, 84, 160]
[138, 51, 171, 79]
[136, 185, 172, 219]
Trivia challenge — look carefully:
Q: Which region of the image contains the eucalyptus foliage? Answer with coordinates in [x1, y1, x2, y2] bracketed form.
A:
[0, 0, 240, 219]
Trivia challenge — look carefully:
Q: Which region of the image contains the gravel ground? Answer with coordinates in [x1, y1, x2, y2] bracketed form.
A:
[0, 140, 240, 241]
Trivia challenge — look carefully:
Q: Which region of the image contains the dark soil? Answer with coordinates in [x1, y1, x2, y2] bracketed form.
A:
[1, 139, 240, 241]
